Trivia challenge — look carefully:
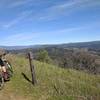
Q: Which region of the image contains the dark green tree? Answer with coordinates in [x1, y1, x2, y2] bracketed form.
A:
[36, 49, 52, 63]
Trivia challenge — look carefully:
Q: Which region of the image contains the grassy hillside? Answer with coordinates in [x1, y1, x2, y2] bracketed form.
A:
[0, 54, 100, 100]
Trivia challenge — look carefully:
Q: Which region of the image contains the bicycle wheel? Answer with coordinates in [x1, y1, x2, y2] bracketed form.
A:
[4, 61, 13, 78]
[0, 74, 4, 90]
[7, 62, 13, 77]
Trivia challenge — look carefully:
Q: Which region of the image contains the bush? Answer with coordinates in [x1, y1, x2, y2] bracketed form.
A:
[58, 50, 100, 74]
[36, 49, 52, 64]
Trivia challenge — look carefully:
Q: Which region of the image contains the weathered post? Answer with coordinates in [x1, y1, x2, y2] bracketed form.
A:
[28, 52, 37, 85]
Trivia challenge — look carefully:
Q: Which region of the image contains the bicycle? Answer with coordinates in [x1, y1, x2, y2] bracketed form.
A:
[0, 61, 13, 90]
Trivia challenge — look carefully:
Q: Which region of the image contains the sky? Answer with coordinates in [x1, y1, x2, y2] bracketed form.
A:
[0, 0, 100, 46]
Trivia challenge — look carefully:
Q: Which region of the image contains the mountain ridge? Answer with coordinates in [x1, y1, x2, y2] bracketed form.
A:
[0, 41, 100, 50]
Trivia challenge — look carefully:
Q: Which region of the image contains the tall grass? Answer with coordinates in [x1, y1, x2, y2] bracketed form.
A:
[5, 54, 100, 100]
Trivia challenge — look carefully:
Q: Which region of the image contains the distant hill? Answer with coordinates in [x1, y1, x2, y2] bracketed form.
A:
[0, 46, 31, 50]
[1, 41, 100, 50]
[58, 41, 100, 50]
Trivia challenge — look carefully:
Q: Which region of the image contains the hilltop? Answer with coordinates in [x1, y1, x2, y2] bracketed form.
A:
[0, 41, 100, 50]
[0, 54, 100, 100]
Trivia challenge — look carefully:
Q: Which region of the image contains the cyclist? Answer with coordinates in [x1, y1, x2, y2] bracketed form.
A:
[0, 54, 8, 81]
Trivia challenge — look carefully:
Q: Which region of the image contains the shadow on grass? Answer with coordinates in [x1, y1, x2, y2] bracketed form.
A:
[21, 72, 32, 83]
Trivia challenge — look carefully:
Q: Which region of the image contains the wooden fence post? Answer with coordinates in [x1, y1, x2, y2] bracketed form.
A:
[28, 52, 37, 85]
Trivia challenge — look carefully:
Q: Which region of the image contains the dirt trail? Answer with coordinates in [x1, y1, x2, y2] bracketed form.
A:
[0, 91, 31, 100]
[0, 92, 27, 100]
[0, 83, 30, 100]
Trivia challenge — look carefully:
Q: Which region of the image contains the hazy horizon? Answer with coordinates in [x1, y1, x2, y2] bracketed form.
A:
[0, 40, 99, 46]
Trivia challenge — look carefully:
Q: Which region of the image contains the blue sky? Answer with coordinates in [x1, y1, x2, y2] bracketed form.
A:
[0, 0, 100, 46]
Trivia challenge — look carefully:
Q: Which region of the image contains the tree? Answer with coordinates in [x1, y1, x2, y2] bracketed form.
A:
[36, 49, 52, 63]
